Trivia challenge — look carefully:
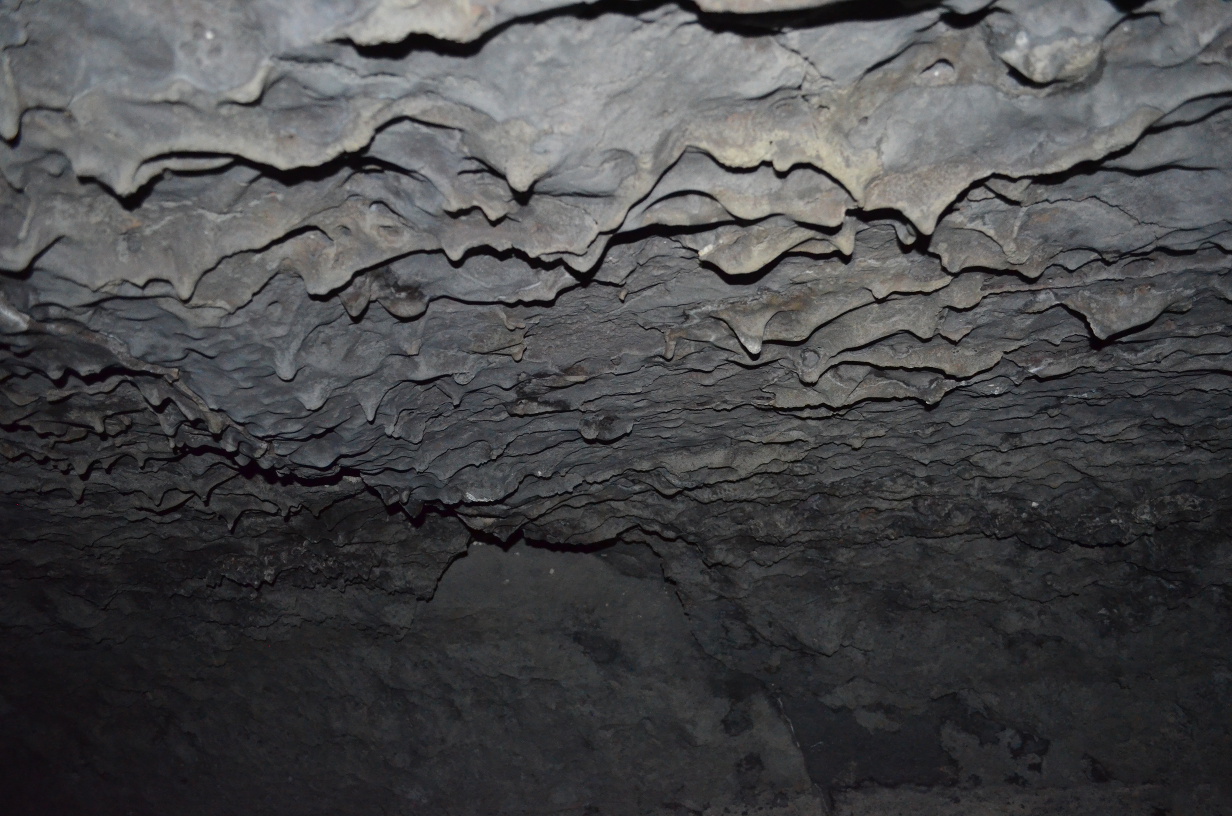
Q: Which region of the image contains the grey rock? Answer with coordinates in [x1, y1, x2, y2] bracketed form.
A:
[1, 0, 1231, 812]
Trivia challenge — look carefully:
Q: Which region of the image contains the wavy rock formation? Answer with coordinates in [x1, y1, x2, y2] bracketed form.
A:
[1, 0, 1230, 813]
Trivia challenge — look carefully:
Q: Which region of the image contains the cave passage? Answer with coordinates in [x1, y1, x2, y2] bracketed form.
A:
[1, 0, 1231, 813]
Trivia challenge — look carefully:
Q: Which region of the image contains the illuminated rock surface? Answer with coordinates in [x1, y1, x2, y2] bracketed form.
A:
[1, 0, 1230, 813]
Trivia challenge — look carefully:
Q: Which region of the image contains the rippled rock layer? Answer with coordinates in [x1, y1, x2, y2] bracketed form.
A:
[1, 0, 1230, 813]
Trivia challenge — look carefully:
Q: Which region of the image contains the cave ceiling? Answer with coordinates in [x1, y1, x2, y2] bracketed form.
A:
[3, 0, 1232, 549]
[2, 0, 1231, 812]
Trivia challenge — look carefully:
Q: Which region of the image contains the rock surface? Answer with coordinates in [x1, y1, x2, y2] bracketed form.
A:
[1, 0, 1230, 813]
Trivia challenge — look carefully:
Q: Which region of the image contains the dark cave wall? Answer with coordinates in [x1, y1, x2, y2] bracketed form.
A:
[1, 521, 818, 815]
[1, 497, 1229, 814]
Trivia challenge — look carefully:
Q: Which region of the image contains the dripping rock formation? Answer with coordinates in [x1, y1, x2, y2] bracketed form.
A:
[2, 0, 1231, 813]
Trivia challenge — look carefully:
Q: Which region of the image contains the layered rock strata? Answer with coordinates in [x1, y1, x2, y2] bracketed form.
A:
[2, 0, 1230, 813]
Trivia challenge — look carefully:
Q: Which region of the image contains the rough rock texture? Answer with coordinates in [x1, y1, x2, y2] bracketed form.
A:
[2, 0, 1231, 813]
